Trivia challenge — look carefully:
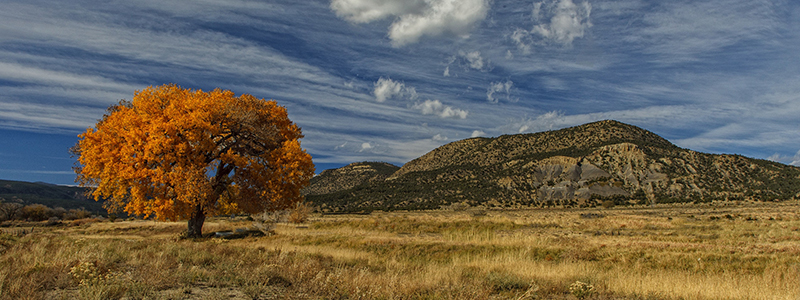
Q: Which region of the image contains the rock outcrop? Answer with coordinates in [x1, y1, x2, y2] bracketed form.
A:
[306, 120, 800, 212]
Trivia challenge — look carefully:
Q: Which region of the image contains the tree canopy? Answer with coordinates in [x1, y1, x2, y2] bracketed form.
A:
[73, 84, 314, 237]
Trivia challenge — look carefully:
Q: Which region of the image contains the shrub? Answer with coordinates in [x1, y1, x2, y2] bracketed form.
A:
[46, 217, 61, 226]
[252, 210, 287, 235]
[70, 261, 127, 299]
[446, 202, 470, 211]
[64, 208, 92, 220]
[0, 202, 22, 221]
[602, 200, 616, 209]
[569, 281, 596, 299]
[21, 204, 53, 221]
[288, 202, 311, 224]
[52, 207, 67, 219]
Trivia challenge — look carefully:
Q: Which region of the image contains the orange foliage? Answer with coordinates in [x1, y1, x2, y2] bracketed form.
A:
[73, 84, 315, 222]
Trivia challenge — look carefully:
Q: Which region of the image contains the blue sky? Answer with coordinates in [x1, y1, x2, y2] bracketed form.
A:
[1, 0, 799, 185]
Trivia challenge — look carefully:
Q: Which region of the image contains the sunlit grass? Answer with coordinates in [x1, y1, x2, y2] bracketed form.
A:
[0, 201, 799, 299]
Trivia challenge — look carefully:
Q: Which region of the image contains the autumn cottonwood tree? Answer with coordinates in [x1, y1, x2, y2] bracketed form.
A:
[73, 84, 314, 237]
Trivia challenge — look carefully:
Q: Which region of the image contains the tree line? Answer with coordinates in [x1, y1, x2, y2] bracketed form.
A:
[0, 198, 93, 222]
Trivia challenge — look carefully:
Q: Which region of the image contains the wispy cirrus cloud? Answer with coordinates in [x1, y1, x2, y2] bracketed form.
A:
[628, 0, 782, 63]
[3, 0, 800, 186]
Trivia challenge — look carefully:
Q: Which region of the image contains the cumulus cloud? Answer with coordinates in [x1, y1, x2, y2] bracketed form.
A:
[486, 80, 515, 103]
[444, 50, 490, 76]
[360, 142, 373, 152]
[373, 77, 418, 102]
[515, 111, 568, 133]
[512, 0, 592, 51]
[767, 150, 800, 166]
[432, 134, 448, 141]
[412, 99, 468, 119]
[462, 51, 485, 70]
[471, 130, 486, 138]
[331, 0, 490, 46]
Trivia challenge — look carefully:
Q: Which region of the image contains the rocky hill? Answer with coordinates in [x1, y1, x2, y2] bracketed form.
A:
[305, 120, 800, 213]
[303, 162, 400, 196]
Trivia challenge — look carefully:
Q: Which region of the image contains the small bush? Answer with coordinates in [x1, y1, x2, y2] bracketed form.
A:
[288, 202, 311, 224]
[46, 217, 61, 226]
[52, 207, 67, 219]
[446, 202, 470, 211]
[602, 200, 616, 209]
[64, 208, 92, 220]
[70, 262, 127, 300]
[252, 210, 287, 235]
[0, 202, 23, 221]
[21, 204, 53, 221]
[569, 281, 596, 299]
[485, 271, 530, 292]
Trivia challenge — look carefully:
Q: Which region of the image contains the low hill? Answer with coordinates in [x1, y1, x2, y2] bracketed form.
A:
[303, 162, 400, 196]
[305, 120, 800, 213]
[0, 179, 105, 213]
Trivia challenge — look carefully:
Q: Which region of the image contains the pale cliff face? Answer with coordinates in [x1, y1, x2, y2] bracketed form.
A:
[305, 121, 800, 212]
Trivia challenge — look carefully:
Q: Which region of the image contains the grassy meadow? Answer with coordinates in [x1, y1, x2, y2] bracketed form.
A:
[0, 201, 799, 299]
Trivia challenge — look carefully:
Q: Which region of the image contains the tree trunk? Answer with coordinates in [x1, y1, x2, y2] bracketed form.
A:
[187, 205, 205, 238]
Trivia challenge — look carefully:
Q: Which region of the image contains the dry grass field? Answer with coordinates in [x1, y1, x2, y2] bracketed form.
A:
[1, 201, 799, 299]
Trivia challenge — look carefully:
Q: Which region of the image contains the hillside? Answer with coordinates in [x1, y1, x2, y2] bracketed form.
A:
[0, 179, 104, 212]
[305, 120, 800, 213]
[303, 162, 400, 196]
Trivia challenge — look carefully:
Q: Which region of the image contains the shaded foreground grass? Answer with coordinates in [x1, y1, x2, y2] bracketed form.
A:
[1, 201, 799, 299]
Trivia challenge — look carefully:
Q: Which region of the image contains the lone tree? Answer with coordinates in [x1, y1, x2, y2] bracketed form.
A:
[73, 84, 315, 237]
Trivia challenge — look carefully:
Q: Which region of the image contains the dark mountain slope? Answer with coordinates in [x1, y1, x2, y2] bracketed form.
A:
[0, 179, 104, 212]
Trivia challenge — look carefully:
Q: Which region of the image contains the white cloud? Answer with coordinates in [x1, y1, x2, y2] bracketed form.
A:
[330, 0, 427, 23]
[0, 100, 105, 131]
[533, 0, 592, 44]
[514, 111, 568, 133]
[334, 142, 349, 150]
[486, 80, 515, 103]
[462, 51, 485, 70]
[432, 134, 448, 141]
[360, 142, 373, 152]
[768, 150, 800, 167]
[412, 100, 468, 119]
[444, 50, 490, 75]
[512, 0, 592, 51]
[471, 130, 486, 138]
[373, 77, 418, 102]
[331, 0, 490, 46]
[0, 62, 139, 94]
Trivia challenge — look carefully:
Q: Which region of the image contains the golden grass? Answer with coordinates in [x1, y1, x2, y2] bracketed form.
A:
[0, 201, 799, 299]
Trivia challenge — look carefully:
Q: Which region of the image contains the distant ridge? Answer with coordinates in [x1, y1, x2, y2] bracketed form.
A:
[305, 120, 800, 213]
[0, 179, 104, 212]
[303, 162, 400, 196]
